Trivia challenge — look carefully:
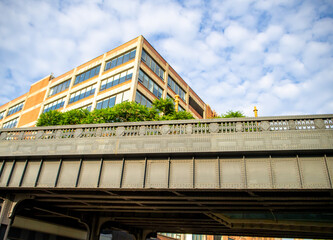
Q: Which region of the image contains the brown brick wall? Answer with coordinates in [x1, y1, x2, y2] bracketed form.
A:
[17, 106, 41, 127]
[23, 90, 47, 110]
[29, 76, 51, 93]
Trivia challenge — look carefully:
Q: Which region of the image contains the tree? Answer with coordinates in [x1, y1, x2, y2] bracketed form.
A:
[61, 109, 90, 125]
[153, 98, 194, 120]
[111, 101, 158, 122]
[81, 108, 116, 124]
[152, 98, 175, 116]
[36, 100, 194, 127]
[220, 110, 245, 118]
[163, 110, 194, 120]
[36, 110, 64, 126]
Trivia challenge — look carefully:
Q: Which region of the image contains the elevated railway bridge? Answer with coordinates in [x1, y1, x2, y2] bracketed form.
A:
[0, 114, 332, 239]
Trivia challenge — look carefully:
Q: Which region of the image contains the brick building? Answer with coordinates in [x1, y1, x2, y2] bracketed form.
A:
[0, 35, 216, 129]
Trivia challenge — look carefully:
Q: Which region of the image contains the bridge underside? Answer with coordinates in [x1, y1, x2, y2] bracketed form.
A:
[5, 187, 333, 239]
[1, 152, 333, 239]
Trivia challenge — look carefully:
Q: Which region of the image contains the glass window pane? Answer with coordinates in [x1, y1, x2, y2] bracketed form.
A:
[171, 80, 175, 91]
[123, 53, 130, 63]
[95, 65, 101, 75]
[126, 72, 133, 80]
[141, 50, 146, 62]
[105, 62, 111, 71]
[102, 99, 109, 109]
[105, 82, 112, 89]
[119, 72, 126, 84]
[111, 59, 117, 68]
[175, 84, 179, 95]
[148, 81, 153, 92]
[158, 89, 163, 99]
[135, 92, 141, 103]
[96, 102, 102, 109]
[83, 72, 89, 81]
[160, 69, 164, 79]
[143, 75, 149, 88]
[116, 56, 123, 66]
[113, 74, 120, 85]
[151, 61, 156, 73]
[130, 50, 136, 59]
[146, 55, 151, 67]
[138, 70, 144, 82]
[109, 97, 116, 107]
[90, 69, 95, 77]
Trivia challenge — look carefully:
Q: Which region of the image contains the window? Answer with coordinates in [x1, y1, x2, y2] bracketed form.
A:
[168, 76, 186, 102]
[141, 49, 164, 80]
[160, 233, 181, 239]
[69, 85, 96, 104]
[100, 69, 133, 92]
[74, 65, 101, 85]
[189, 96, 204, 118]
[2, 118, 18, 129]
[104, 49, 136, 72]
[0, 111, 5, 120]
[96, 96, 116, 110]
[135, 91, 152, 108]
[7, 102, 24, 116]
[43, 97, 66, 113]
[192, 235, 204, 240]
[48, 79, 71, 97]
[138, 69, 163, 99]
[96, 91, 129, 110]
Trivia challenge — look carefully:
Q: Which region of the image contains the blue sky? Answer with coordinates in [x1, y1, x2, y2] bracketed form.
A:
[0, 0, 332, 116]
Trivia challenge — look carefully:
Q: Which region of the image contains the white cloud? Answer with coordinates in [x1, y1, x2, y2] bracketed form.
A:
[0, 0, 332, 118]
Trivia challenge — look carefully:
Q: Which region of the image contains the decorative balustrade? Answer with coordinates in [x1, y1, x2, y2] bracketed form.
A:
[0, 114, 332, 141]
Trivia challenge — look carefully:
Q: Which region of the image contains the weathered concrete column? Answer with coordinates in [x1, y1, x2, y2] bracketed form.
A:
[87, 214, 101, 240]
[0, 197, 16, 240]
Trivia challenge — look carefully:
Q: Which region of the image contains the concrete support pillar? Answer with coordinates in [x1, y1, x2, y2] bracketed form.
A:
[0, 198, 15, 240]
[87, 215, 100, 240]
[0, 194, 32, 240]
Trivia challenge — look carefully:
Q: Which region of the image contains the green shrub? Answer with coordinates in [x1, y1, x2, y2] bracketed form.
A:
[36, 110, 64, 127]
[61, 109, 90, 125]
[36, 100, 195, 127]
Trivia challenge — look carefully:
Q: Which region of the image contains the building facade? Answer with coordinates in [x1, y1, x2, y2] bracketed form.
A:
[158, 234, 285, 240]
[0, 35, 216, 129]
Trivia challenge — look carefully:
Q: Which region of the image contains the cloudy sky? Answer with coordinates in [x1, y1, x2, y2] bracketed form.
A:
[0, 0, 332, 116]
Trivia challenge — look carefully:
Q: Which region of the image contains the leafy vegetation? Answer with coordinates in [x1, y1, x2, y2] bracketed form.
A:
[220, 110, 245, 118]
[152, 98, 175, 116]
[36, 99, 194, 127]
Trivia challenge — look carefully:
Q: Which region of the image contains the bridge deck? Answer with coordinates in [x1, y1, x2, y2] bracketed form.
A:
[0, 114, 333, 239]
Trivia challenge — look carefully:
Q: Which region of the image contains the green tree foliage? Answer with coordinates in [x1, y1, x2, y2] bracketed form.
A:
[36, 110, 64, 126]
[36, 99, 194, 127]
[62, 109, 90, 125]
[81, 108, 116, 124]
[111, 101, 158, 122]
[161, 110, 194, 120]
[220, 110, 245, 118]
[152, 98, 175, 116]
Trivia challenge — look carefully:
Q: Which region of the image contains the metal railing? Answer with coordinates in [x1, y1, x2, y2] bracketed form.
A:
[1, 114, 332, 141]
